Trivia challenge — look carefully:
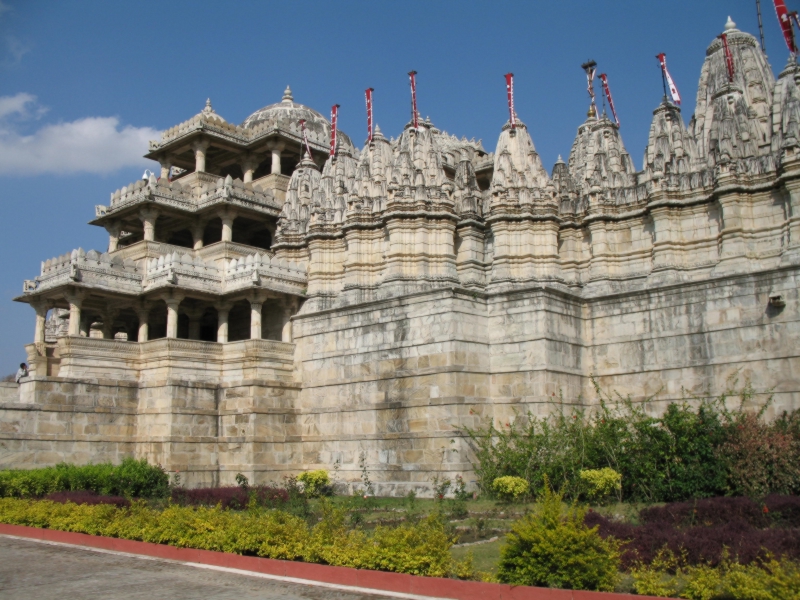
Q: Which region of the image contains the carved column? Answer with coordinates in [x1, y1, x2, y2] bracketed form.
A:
[101, 308, 119, 339]
[215, 302, 231, 343]
[281, 298, 297, 343]
[248, 293, 266, 340]
[136, 304, 150, 343]
[159, 155, 172, 180]
[192, 139, 210, 173]
[270, 142, 284, 175]
[105, 221, 121, 252]
[185, 306, 204, 340]
[139, 208, 159, 242]
[241, 155, 260, 183]
[162, 293, 184, 339]
[220, 209, 236, 243]
[190, 221, 206, 250]
[79, 312, 92, 337]
[64, 291, 84, 337]
[30, 300, 49, 344]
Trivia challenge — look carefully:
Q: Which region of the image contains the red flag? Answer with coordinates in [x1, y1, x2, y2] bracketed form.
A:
[330, 104, 339, 158]
[408, 71, 419, 129]
[774, 0, 797, 53]
[656, 53, 682, 105]
[365, 88, 374, 142]
[598, 73, 620, 127]
[719, 34, 735, 82]
[298, 119, 313, 158]
[504, 73, 516, 129]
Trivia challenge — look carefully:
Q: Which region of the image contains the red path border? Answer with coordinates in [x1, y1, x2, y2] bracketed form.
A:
[0, 523, 657, 600]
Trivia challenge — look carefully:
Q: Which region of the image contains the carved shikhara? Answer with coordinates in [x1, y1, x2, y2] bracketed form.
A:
[3, 20, 800, 495]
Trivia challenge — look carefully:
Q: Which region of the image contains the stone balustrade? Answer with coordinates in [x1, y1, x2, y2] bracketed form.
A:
[29, 248, 142, 294]
[54, 335, 295, 384]
[95, 174, 281, 223]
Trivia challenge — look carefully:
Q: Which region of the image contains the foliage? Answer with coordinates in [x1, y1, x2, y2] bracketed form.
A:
[462, 381, 800, 503]
[716, 412, 800, 497]
[44, 491, 130, 508]
[496, 480, 621, 591]
[0, 497, 470, 579]
[297, 470, 331, 498]
[171, 485, 288, 510]
[579, 468, 622, 503]
[631, 549, 800, 600]
[491, 476, 529, 502]
[0, 459, 169, 499]
[452, 475, 470, 501]
[585, 495, 800, 570]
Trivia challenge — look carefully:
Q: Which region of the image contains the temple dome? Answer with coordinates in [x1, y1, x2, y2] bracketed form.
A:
[240, 86, 356, 154]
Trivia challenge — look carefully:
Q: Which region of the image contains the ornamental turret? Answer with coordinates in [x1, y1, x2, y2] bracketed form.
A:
[691, 17, 776, 175]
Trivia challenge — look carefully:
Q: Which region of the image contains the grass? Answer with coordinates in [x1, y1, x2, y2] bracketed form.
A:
[451, 537, 504, 576]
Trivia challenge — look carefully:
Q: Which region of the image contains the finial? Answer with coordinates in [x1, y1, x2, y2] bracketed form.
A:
[725, 15, 736, 31]
[556, 155, 564, 164]
[203, 98, 215, 114]
[283, 86, 293, 102]
[374, 124, 382, 134]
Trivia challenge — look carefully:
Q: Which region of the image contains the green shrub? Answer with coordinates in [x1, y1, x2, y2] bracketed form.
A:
[0, 459, 169, 499]
[462, 381, 799, 503]
[491, 476, 529, 502]
[579, 468, 622, 503]
[296, 470, 331, 498]
[497, 481, 621, 591]
[631, 549, 800, 600]
[0, 497, 468, 578]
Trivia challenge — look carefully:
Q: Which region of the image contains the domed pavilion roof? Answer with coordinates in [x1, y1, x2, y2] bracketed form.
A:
[241, 86, 356, 155]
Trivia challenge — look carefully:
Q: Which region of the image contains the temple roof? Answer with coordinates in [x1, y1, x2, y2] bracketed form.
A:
[240, 86, 356, 155]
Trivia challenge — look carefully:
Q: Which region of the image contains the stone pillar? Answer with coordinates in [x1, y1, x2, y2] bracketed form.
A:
[31, 300, 49, 344]
[139, 208, 159, 242]
[249, 296, 264, 340]
[185, 306, 204, 340]
[106, 222, 121, 253]
[241, 155, 260, 183]
[270, 142, 284, 175]
[101, 308, 119, 339]
[135, 304, 150, 342]
[79, 313, 92, 337]
[193, 139, 210, 173]
[281, 298, 297, 343]
[220, 209, 236, 243]
[159, 155, 172, 180]
[163, 295, 184, 339]
[191, 221, 206, 250]
[215, 303, 231, 343]
[65, 292, 83, 337]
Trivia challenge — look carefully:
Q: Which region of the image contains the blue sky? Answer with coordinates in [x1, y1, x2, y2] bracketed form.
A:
[0, 0, 793, 371]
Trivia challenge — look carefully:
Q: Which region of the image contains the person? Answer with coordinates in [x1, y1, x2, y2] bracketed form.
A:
[15, 363, 28, 384]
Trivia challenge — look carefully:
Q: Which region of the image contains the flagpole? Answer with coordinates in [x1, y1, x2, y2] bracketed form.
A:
[657, 55, 668, 100]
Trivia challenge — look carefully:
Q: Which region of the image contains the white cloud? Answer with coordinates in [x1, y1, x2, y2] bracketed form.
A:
[0, 93, 160, 175]
[0, 1, 11, 18]
[0, 92, 36, 119]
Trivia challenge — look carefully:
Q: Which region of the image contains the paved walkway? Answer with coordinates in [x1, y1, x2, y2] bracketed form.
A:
[0, 536, 385, 600]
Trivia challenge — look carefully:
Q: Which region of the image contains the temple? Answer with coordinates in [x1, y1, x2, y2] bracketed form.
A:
[2, 18, 799, 493]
